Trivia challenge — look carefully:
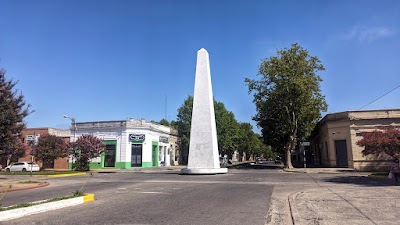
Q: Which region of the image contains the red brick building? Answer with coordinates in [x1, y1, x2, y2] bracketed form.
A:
[17, 128, 70, 170]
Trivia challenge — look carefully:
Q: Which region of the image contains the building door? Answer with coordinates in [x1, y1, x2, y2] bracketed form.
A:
[131, 144, 142, 167]
[104, 144, 116, 167]
[335, 140, 348, 167]
[152, 142, 158, 166]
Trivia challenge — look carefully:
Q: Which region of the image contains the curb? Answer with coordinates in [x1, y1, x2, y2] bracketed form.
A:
[368, 174, 388, 179]
[46, 172, 87, 178]
[0, 193, 94, 221]
[288, 192, 302, 225]
[0, 182, 49, 193]
[283, 169, 307, 174]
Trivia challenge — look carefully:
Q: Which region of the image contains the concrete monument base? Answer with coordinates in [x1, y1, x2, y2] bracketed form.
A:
[180, 167, 228, 175]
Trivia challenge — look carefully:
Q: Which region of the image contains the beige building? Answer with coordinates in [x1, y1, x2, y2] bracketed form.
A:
[310, 109, 400, 171]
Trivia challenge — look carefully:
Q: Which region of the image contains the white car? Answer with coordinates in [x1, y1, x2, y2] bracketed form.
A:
[5, 162, 40, 172]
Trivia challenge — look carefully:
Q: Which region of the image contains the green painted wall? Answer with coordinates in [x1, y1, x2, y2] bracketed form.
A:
[152, 141, 159, 167]
[142, 162, 152, 168]
[115, 162, 130, 169]
[68, 139, 161, 170]
[81, 161, 154, 169]
[89, 162, 103, 169]
[100, 152, 105, 167]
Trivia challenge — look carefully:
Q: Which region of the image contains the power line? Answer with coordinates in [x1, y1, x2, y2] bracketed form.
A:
[357, 84, 400, 110]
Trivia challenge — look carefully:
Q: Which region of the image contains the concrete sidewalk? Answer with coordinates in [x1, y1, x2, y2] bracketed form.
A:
[290, 184, 400, 225]
[284, 167, 363, 174]
[270, 167, 400, 225]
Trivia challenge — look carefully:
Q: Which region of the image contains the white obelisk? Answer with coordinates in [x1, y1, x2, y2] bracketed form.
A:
[181, 48, 228, 175]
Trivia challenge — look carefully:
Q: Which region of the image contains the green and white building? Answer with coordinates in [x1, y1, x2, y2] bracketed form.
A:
[70, 118, 180, 169]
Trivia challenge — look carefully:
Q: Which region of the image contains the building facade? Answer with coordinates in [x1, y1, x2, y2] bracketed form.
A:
[18, 128, 70, 169]
[309, 109, 400, 171]
[72, 118, 180, 169]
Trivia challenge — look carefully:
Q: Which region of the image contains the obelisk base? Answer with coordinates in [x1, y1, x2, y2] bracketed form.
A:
[180, 167, 228, 175]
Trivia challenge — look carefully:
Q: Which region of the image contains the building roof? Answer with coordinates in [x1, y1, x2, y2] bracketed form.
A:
[75, 118, 178, 136]
[319, 109, 400, 125]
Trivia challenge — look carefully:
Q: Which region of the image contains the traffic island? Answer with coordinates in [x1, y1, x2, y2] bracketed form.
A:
[0, 180, 49, 193]
[0, 193, 94, 221]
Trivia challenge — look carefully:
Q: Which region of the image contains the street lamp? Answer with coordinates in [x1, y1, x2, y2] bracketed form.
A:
[64, 115, 76, 170]
[63, 115, 76, 142]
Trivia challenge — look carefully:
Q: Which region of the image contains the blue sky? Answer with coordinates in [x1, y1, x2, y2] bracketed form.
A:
[0, 0, 399, 131]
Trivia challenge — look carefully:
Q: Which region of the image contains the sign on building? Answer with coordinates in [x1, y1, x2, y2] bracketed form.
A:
[129, 134, 145, 142]
[159, 136, 169, 143]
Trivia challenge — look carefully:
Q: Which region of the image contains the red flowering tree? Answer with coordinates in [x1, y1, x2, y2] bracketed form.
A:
[71, 134, 105, 171]
[356, 126, 400, 157]
[33, 134, 69, 170]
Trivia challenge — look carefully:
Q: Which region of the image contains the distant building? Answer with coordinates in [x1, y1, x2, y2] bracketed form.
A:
[309, 109, 400, 171]
[71, 118, 180, 169]
[16, 128, 69, 169]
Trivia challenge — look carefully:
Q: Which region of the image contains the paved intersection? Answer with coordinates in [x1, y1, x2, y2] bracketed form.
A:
[2, 162, 399, 225]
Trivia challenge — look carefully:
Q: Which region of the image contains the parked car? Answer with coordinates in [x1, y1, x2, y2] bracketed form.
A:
[5, 162, 40, 172]
[274, 156, 282, 164]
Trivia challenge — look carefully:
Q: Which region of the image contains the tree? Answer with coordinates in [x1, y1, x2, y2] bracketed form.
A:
[176, 96, 241, 164]
[214, 101, 240, 158]
[0, 69, 32, 161]
[245, 43, 327, 168]
[71, 134, 105, 171]
[159, 118, 170, 126]
[176, 96, 193, 164]
[357, 126, 400, 158]
[33, 134, 69, 170]
[169, 120, 178, 130]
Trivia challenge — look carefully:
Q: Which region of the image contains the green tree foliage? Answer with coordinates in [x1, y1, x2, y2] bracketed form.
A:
[159, 118, 170, 126]
[176, 96, 267, 163]
[176, 96, 194, 164]
[0, 69, 32, 161]
[169, 120, 178, 130]
[214, 101, 239, 158]
[245, 43, 327, 168]
[357, 126, 400, 158]
[71, 134, 105, 171]
[33, 134, 69, 170]
[237, 122, 253, 160]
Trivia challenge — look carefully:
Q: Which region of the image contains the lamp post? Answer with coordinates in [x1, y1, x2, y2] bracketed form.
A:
[64, 115, 76, 170]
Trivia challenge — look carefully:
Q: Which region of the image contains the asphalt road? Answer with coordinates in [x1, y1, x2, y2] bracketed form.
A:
[3, 161, 376, 225]
[3, 162, 287, 225]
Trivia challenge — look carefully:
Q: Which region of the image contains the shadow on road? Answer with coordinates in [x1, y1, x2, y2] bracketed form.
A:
[230, 162, 283, 170]
[323, 175, 400, 187]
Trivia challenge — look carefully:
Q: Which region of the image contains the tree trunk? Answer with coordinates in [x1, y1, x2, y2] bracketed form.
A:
[284, 142, 294, 169]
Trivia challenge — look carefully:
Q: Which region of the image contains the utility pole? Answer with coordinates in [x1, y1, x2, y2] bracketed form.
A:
[64, 115, 76, 170]
[30, 132, 36, 177]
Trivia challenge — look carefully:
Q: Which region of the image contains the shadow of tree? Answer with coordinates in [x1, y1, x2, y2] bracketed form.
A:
[323, 175, 399, 187]
[230, 162, 283, 170]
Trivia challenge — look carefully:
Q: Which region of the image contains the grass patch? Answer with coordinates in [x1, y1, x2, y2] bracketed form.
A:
[0, 171, 84, 176]
[18, 180, 41, 184]
[0, 191, 85, 211]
